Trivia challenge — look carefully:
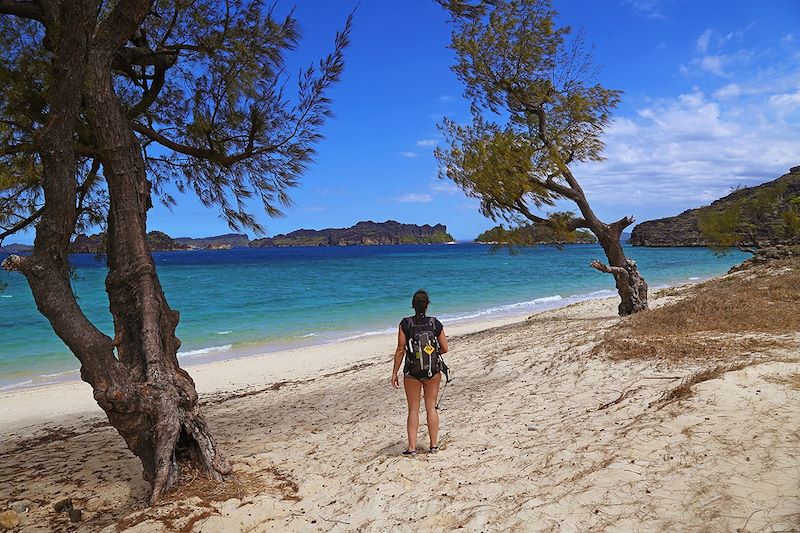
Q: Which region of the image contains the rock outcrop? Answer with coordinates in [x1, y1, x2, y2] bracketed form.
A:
[630, 167, 800, 247]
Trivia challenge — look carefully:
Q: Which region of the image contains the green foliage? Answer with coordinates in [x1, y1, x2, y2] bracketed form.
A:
[0, 1, 352, 240]
[476, 220, 597, 245]
[398, 232, 454, 244]
[783, 195, 800, 238]
[435, 0, 620, 231]
[698, 207, 742, 253]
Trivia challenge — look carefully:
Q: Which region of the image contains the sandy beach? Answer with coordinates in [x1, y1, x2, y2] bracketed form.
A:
[1, 263, 799, 532]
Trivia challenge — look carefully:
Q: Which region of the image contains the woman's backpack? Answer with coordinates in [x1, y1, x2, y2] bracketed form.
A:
[404, 316, 441, 380]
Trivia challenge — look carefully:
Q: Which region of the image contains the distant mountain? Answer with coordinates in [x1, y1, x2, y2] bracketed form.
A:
[174, 233, 249, 250]
[630, 167, 800, 247]
[70, 231, 188, 254]
[250, 220, 455, 247]
[2, 243, 33, 253]
[12, 222, 454, 255]
[475, 225, 597, 245]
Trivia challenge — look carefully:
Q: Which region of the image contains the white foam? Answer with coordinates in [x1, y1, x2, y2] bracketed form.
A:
[440, 294, 565, 322]
[688, 277, 700, 280]
[178, 344, 233, 358]
[0, 368, 80, 391]
[301, 332, 318, 338]
[336, 328, 396, 342]
[0, 295, 12, 298]
[215, 330, 232, 335]
[0, 378, 34, 391]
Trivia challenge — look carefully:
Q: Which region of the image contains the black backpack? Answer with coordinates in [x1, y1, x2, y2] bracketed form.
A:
[404, 316, 441, 380]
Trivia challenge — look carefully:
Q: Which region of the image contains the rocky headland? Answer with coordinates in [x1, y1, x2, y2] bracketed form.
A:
[629, 166, 800, 247]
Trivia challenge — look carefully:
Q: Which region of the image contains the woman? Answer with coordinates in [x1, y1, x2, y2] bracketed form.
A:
[391, 289, 449, 456]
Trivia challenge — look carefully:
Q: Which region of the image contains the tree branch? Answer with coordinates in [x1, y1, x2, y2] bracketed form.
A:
[0, 206, 43, 240]
[132, 122, 265, 167]
[590, 259, 628, 279]
[0, 0, 44, 22]
[610, 215, 635, 235]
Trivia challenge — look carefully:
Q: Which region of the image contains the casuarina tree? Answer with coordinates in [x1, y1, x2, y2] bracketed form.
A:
[0, 0, 350, 502]
[435, 0, 647, 315]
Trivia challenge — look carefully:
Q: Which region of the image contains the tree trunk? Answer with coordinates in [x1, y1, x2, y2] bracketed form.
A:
[591, 225, 648, 316]
[80, 3, 231, 503]
[3, 0, 231, 504]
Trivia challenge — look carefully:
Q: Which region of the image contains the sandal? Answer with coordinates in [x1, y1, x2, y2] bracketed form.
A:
[401, 449, 417, 456]
[429, 446, 439, 454]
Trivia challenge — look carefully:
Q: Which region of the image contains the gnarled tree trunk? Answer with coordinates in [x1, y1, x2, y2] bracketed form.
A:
[81, 1, 231, 502]
[3, 0, 230, 503]
[561, 178, 649, 316]
[591, 224, 648, 316]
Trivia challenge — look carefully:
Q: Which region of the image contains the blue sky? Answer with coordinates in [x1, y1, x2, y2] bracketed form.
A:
[13, 0, 800, 243]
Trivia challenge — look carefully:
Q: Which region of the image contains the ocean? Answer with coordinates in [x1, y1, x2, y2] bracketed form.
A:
[0, 243, 747, 390]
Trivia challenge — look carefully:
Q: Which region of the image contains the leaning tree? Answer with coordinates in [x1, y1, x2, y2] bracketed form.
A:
[436, 0, 647, 315]
[0, 0, 350, 501]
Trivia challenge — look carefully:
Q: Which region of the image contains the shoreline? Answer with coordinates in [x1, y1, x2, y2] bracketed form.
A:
[0, 273, 708, 394]
[0, 306, 540, 434]
[2, 259, 797, 532]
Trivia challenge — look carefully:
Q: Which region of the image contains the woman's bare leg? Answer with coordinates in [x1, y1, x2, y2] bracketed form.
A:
[403, 376, 423, 451]
[422, 373, 442, 449]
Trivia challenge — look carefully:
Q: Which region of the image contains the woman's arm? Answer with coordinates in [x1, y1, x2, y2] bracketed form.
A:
[438, 328, 448, 354]
[391, 326, 406, 389]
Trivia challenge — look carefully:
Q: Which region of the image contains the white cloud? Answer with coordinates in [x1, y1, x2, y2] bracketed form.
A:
[416, 139, 438, 147]
[303, 206, 327, 212]
[713, 83, 741, 99]
[398, 151, 419, 158]
[430, 181, 461, 194]
[622, 0, 672, 19]
[398, 193, 433, 203]
[696, 29, 713, 53]
[573, 86, 800, 213]
[768, 90, 800, 115]
[438, 94, 454, 103]
[697, 55, 727, 76]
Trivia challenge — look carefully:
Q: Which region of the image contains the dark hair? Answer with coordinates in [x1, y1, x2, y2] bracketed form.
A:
[411, 289, 430, 316]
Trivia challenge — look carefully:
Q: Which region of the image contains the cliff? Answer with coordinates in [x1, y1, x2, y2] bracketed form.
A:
[70, 231, 188, 254]
[629, 167, 800, 247]
[249, 220, 455, 247]
[475, 225, 597, 245]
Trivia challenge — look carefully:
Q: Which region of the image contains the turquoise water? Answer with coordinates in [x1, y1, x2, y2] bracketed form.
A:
[0, 244, 747, 389]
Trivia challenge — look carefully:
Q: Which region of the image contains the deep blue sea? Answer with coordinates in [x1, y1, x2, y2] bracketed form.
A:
[0, 243, 747, 389]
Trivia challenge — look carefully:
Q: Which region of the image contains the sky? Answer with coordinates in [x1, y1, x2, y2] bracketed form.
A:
[12, 0, 800, 243]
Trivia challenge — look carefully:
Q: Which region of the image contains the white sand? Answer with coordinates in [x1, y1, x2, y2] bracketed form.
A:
[1, 294, 798, 532]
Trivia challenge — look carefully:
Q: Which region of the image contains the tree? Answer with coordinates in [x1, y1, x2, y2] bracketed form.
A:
[435, 0, 647, 315]
[0, 0, 350, 502]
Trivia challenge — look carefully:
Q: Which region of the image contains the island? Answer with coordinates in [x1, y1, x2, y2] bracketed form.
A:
[19, 221, 457, 255]
[249, 220, 455, 247]
[475, 225, 597, 245]
[629, 166, 800, 247]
